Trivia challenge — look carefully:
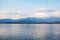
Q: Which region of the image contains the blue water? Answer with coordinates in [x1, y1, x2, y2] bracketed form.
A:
[0, 24, 60, 40]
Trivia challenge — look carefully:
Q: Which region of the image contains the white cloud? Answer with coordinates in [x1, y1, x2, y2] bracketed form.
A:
[31, 12, 49, 18]
[0, 10, 32, 19]
[51, 11, 60, 17]
[31, 8, 60, 18]
[0, 10, 23, 19]
[30, 8, 52, 18]
[0, 11, 9, 19]
[0, 8, 60, 19]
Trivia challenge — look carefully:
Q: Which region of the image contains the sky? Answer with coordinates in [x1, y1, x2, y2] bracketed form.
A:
[0, 0, 60, 19]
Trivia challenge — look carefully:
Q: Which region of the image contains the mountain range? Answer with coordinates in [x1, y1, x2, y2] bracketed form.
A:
[0, 17, 60, 24]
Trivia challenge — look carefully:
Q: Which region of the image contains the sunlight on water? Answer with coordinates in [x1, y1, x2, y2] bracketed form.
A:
[0, 24, 60, 40]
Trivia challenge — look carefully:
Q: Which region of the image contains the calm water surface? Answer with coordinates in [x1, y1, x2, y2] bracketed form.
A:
[0, 24, 60, 40]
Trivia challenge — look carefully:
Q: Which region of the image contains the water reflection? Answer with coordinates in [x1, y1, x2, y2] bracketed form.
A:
[0, 24, 60, 40]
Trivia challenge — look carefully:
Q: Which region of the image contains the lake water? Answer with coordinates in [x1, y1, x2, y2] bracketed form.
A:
[0, 24, 60, 40]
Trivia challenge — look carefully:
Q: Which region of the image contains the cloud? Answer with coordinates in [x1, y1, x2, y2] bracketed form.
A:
[0, 11, 9, 19]
[0, 10, 32, 19]
[31, 12, 49, 18]
[0, 8, 60, 19]
[51, 11, 60, 17]
[0, 10, 24, 19]
[32, 8, 55, 12]
[30, 8, 53, 18]
[31, 8, 60, 18]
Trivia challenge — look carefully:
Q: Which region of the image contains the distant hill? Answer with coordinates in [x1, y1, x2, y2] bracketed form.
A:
[0, 17, 60, 24]
[0, 19, 15, 23]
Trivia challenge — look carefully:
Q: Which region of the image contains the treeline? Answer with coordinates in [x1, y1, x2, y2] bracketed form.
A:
[0, 21, 60, 24]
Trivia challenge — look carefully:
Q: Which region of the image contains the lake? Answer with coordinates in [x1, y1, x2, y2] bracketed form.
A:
[0, 24, 60, 40]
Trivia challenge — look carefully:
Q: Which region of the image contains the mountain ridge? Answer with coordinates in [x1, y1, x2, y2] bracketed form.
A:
[0, 17, 60, 24]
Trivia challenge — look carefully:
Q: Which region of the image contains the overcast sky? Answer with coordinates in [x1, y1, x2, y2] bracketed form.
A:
[0, 0, 60, 19]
